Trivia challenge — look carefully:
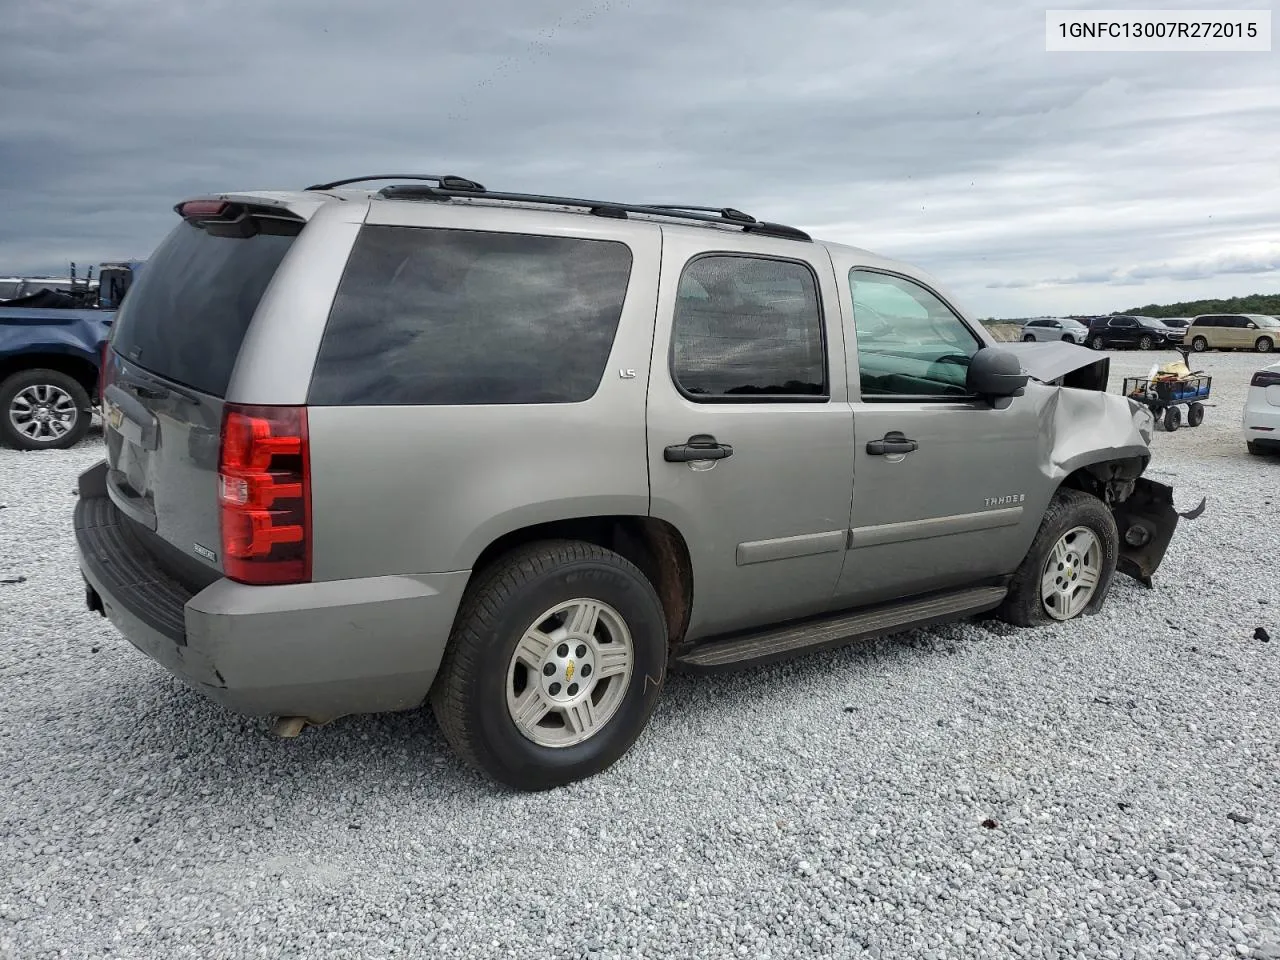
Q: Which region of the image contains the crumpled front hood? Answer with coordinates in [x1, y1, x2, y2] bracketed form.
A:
[999, 339, 1111, 391]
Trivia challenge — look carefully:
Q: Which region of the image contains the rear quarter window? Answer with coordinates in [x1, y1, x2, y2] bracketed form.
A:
[307, 226, 634, 405]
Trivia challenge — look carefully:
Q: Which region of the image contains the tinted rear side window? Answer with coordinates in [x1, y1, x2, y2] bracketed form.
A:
[670, 255, 826, 400]
[109, 219, 299, 397]
[308, 226, 633, 406]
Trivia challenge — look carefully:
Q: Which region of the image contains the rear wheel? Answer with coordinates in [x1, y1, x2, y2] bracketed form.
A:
[0, 369, 93, 451]
[1022, 334, 1036, 342]
[1248, 441, 1268, 456]
[1138, 335, 1155, 350]
[1089, 336, 1106, 350]
[1257, 337, 1274, 353]
[1187, 402, 1205, 427]
[1164, 406, 1182, 431]
[997, 490, 1118, 627]
[430, 540, 667, 791]
[1191, 336, 1208, 352]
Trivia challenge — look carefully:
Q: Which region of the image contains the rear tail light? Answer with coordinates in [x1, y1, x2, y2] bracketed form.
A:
[98, 343, 113, 407]
[1251, 370, 1280, 388]
[218, 404, 311, 585]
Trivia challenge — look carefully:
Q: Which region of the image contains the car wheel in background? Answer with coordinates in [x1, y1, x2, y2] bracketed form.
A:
[430, 539, 667, 791]
[1138, 335, 1155, 350]
[0, 369, 93, 451]
[1191, 336, 1209, 352]
[1089, 336, 1106, 350]
[1022, 334, 1036, 342]
[1256, 337, 1274, 353]
[996, 489, 1118, 627]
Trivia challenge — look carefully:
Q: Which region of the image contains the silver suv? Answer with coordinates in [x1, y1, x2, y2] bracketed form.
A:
[75, 175, 1196, 790]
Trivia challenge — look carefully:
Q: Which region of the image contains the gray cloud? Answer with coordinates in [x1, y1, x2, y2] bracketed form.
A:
[1, 0, 1277, 317]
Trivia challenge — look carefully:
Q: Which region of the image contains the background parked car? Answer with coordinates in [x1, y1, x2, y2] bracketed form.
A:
[1086, 315, 1184, 351]
[1019, 317, 1090, 343]
[1161, 317, 1190, 329]
[1244, 359, 1280, 455]
[1186, 314, 1278, 353]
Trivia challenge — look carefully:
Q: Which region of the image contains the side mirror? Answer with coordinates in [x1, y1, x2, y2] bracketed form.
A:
[1247, 322, 1257, 329]
[967, 347, 1028, 399]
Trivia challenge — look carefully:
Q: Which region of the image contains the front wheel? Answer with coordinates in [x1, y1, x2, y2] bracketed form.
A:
[430, 540, 667, 791]
[997, 490, 1118, 627]
[1191, 336, 1208, 352]
[1257, 337, 1274, 353]
[0, 368, 93, 451]
[1187, 402, 1205, 427]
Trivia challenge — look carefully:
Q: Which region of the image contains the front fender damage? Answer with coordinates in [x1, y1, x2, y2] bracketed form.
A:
[1020, 351, 1206, 588]
[1110, 478, 1205, 588]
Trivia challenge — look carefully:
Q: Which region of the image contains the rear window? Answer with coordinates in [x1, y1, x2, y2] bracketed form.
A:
[307, 225, 633, 406]
[109, 219, 299, 397]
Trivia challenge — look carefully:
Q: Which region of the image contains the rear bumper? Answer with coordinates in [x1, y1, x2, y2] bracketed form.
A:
[1244, 399, 1280, 448]
[74, 462, 469, 721]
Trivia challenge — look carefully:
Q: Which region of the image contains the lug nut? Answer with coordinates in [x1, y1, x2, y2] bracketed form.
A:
[581, 664, 592, 678]
[549, 682, 561, 696]
[543, 663, 555, 677]
[567, 683, 579, 696]
[575, 644, 587, 658]
[557, 643, 569, 657]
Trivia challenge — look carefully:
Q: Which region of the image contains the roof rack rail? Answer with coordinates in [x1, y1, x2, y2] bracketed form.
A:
[304, 174, 486, 192]
[358, 180, 810, 242]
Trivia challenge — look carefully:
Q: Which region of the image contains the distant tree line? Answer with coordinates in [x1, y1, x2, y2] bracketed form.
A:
[1108, 293, 1280, 318]
[987, 292, 1280, 324]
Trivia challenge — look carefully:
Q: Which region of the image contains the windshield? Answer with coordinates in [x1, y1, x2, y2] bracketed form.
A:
[1252, 315, 1280, 329]
[1136, 317, 1169, 328]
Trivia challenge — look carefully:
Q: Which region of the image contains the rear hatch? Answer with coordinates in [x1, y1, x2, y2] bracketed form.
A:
[101, 200, 306, 585]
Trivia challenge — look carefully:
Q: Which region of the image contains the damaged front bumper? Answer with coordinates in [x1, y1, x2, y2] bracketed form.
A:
[1111, 478, 1206, 588]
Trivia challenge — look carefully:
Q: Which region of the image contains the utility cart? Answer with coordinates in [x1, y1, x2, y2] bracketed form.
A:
[1122, 347, 1211, 432]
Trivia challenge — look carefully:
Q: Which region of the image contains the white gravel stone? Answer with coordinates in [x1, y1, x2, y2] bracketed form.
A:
[1, 353, 1278, 959]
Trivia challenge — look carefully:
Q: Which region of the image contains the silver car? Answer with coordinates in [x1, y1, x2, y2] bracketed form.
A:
[1020, 317, 1090, 344]
[75, 175, 1197, 790]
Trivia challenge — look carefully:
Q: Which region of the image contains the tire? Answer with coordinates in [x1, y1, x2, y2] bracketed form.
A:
[1187, 402, 1205, 427]
[1164, 405, 1182, 431]
[1191, 336, 1208, 352]
[1248, 440, 1268, 456]
[0, 369, 93, 451]
[430, 540, 667, 791]
[1138, 335, 1154, 351]
[996, 489, 1119, 628]
[1089, 336, 1106, 350]
[1061, 334, 1075, 343]
[1022, 334, 1036, 342]
[1257, 337, 1274, 353]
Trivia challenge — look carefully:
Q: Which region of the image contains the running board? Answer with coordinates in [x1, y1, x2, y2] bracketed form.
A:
[672, 585, 1008, 673]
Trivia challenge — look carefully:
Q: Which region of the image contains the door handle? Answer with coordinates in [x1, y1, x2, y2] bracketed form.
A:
[866, 431, 918, 456]
[664, 434, 734, 462]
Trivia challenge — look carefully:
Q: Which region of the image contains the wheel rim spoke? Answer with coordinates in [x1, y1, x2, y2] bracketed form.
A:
[566, 600, 602, 638]
[564, 697, 601, 738]
[595, 644, 630, 679]
[513, 629, 555, 668]
[511, 688, 552, 729]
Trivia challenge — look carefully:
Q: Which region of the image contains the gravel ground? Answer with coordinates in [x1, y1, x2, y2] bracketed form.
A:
[1, 349, 1277, 960]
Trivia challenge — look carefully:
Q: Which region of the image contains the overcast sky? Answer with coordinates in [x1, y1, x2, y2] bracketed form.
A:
[1, 0, 1276, 317]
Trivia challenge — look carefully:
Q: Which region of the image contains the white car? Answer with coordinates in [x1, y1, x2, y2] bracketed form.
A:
[1244, 359, 1280, 455]
[1020, 317, 1090, 344]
